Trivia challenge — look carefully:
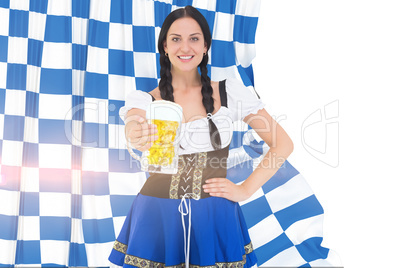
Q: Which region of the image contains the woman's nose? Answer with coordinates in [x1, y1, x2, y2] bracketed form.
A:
[180, 40, 190, 52]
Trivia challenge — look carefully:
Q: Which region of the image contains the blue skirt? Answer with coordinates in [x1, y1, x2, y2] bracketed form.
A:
[109, 194, 258, 267]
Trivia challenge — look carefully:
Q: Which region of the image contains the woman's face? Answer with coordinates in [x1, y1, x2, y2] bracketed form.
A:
[164, 17, 207, 73]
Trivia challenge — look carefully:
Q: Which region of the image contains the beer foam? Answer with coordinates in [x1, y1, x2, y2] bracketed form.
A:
[146, 100, 183, 122]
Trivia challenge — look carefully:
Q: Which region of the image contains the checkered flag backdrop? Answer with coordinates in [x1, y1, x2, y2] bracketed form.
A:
[0, 0, 341, 267]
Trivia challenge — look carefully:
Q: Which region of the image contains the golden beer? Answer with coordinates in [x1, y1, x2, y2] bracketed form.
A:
[128, 100, 182, 174]
[147, 119, 179, 166]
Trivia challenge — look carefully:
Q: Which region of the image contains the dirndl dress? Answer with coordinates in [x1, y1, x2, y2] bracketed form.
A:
[109, 80, 262, 267]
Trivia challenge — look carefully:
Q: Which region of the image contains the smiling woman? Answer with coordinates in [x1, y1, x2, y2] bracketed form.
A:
[164, 18, 207, 73]
[109, 5, 293, 268]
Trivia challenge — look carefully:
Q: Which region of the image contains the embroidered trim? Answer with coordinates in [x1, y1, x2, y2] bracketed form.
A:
[125, 254, 165, 268]
[120, 242, 254, 268]
[113, 240, 128, 254]
[124, 254, 247, 268]
[192, 152, 207, 199]
[170, 156, 185, 199]
[244, 241, 254, 254]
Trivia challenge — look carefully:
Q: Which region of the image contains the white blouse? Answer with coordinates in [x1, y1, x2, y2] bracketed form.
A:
[120, 77, 266, 155]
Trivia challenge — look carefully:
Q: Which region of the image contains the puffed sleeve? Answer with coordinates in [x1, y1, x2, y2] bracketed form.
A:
[225, 77, 266, 121]
[119, 90, 153, 122]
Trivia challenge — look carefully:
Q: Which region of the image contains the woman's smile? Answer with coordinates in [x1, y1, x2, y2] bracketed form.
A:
[178, 55, 194, 62]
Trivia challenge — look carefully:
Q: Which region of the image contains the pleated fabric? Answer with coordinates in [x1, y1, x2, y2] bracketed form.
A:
[109, 194, 258, 268]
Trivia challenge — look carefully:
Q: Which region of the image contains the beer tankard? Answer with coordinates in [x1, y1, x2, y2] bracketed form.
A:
[127, 100, 183, 174]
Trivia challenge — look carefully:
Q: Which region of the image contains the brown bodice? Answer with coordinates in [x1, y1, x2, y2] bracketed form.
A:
[140, 145, 229, 199]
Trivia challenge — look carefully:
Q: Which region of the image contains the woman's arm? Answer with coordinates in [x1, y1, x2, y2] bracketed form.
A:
[203, 108, 293, 202]
[241, 108, 294, 196]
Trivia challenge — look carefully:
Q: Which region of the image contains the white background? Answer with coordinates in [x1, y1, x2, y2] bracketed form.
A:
[253, 1, 402, 267]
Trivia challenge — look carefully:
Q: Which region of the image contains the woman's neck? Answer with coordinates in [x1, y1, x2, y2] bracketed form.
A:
[170, 68, 202, 92]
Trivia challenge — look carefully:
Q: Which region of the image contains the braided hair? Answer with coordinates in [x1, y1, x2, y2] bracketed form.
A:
[157, 6, 221, 150]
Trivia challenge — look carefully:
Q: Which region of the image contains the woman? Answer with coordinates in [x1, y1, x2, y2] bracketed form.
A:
[109, 5, 293, 268]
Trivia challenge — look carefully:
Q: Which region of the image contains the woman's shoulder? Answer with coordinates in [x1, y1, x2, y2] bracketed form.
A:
[210, 78, 248, 100]
[211, 80, 219, 88]
[224, 77, 255, 97]
[123, 89, 154, 111]
[210, 80, 220, 98]
[212, 77, 247, 91]
[148, 86, 161, 100]
[220, 77, 266, 121]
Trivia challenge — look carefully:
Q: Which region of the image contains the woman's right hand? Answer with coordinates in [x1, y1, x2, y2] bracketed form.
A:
[125, 113, 158, 152]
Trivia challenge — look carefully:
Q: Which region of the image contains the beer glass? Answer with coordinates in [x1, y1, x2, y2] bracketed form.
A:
[127, 100, 183, 174]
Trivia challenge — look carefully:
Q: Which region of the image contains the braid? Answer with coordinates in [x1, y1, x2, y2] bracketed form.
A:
[199, 56, 213, 114]
[200, 54, 222, 150]
[159, 53, 174, 102]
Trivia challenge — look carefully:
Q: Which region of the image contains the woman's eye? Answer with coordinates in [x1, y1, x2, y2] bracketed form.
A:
[191, 37, 199, 41]
[172, 37, 180, 42]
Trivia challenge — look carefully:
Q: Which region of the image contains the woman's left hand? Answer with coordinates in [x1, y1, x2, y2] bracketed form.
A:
[202, 178, 251, 203]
